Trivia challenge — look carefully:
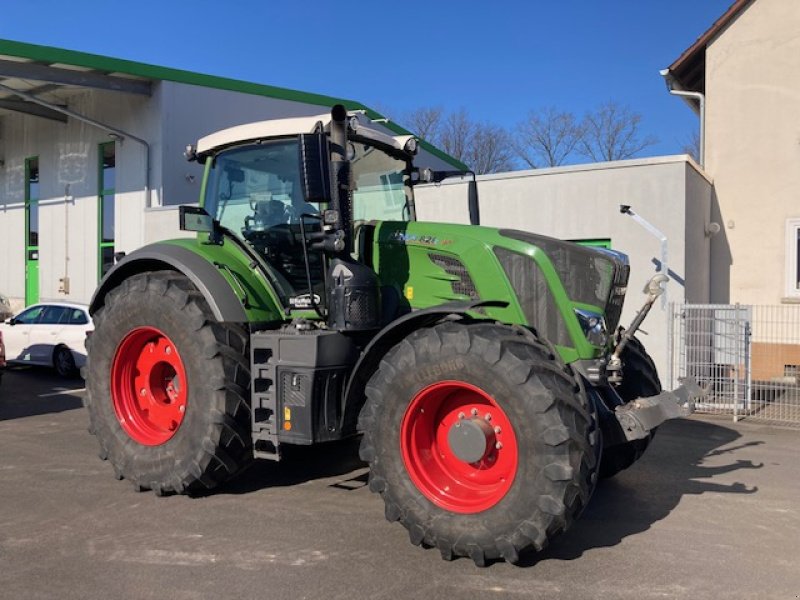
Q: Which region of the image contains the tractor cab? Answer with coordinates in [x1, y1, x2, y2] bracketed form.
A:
[185, 111, 422, 319]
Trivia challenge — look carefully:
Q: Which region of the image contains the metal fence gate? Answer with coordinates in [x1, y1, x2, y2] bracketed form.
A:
[669, 303, 800, 426]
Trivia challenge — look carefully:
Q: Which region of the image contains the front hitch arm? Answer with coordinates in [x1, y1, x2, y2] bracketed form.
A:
[607, 273, 669, 384]
[614, 377, 707, 441]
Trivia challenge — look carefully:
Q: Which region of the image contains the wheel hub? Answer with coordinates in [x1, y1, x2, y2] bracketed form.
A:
[111, 327, 188, 446]
[401, 380, 518, 514]
[447, 417, 496, 464]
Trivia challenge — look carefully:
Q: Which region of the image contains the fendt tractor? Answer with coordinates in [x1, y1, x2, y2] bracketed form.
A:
[85, 105, 700, 565]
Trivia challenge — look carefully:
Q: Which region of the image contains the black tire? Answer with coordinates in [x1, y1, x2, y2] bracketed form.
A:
[53, 345, 77, 378]
[84, 270, 252, 495]
[359, 321, 599, 566]
[600, 333, 662, 479]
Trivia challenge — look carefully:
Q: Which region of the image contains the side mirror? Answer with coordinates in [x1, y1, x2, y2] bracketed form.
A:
[299, 133, 332, 203]
[179, 205, 215, 233]
[5, 317, 15, 326]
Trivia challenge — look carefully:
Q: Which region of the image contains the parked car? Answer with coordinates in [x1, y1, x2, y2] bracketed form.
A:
[0, 302, 93, 377]
[0, 293, 12, 320]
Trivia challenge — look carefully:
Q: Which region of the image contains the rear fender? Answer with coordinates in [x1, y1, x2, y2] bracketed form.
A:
[89, 243, 248, 322]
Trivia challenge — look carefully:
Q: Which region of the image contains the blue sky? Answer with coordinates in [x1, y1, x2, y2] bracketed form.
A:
[0, 1, 732, 157]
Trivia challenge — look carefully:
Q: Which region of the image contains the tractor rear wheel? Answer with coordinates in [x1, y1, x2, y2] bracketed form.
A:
[600, 333, 662, 478]
[359, 321, 599, 566]
[84, 271, 252, 495]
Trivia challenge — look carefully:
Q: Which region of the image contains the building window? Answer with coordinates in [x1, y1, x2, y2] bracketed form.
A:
[788, 218, 800, 297]
[98, 142, 116, 278]
[26, 157, 39, 247]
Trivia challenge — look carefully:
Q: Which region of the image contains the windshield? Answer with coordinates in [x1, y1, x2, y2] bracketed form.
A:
[350, 140, 412, 222]
[205, 140, 317, 234]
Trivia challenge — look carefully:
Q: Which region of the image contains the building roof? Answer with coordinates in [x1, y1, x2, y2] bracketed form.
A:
[665, 0, 754, 92]
[0, 38, 465, 169]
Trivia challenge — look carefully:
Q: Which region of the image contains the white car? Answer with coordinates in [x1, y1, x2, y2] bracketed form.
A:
[0, 302, 93, 377]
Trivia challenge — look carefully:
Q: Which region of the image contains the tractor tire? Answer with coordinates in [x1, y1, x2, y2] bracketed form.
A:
[600, 333, 662, 479]
[84, 270, 252, 495]
[358, 321, 599, 566]
[53, 345, 77, 378]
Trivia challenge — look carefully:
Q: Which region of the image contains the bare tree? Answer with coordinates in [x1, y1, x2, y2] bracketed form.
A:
[403, 106, 514, 174]
[404, 106, 444, 144]
[437, 109, 475, 162]
[467, 123, 515, 174]
[513, 107, 584, 168]
[682, 129, 701, 163]
[577, 101, 658, 162]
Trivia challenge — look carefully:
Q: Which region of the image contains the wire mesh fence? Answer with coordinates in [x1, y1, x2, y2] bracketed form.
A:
[669, 303, 800, 426]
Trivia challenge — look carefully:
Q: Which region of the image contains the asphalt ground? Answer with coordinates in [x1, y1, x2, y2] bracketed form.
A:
[1, 366, 799, 600]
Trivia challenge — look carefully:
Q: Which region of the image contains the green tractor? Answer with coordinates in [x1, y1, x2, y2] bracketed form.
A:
[85, 105, 698, 565]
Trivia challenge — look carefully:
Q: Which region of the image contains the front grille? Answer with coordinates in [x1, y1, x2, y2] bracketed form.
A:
[501, 229, 629, 334]
[428, 253, 480, 301]
[500, 230, 616, 307]
[494, 247, 572, 347]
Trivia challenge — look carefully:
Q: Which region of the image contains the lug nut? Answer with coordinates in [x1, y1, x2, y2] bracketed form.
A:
[495, 442, 503, 450]
[494, 426, 502, 434]
[458, 412, 465, 419]
[470, 408, 478, 416]
[484, 413, 492, 421]
[179, 405, 185, 413]
[140, 388, 146, 396]
[165, 346, 172, 355]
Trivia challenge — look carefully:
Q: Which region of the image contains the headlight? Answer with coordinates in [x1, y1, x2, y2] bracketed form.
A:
[574, 309, 608, 346]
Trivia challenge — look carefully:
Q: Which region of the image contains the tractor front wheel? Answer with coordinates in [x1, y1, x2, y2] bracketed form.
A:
[359, 322, 599, 565]
[84, 271, 252, 495]
[600, 333, 662, 478]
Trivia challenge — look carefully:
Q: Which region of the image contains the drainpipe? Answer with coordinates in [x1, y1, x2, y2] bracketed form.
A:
[0, 82, 152, 207]
[660, 69, 705, 168]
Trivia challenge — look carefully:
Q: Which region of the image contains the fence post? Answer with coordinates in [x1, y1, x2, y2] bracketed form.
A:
[733, 303, 740, 423]
[668, 302, 675, 391]
[744, 318, 752, 413]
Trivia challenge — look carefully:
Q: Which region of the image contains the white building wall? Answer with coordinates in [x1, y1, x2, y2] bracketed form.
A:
[414, 156, 714, 378]
[704, 0, 800, 304]
[0, 87, 160, 306]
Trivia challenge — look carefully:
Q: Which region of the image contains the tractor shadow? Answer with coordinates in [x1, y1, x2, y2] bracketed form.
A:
[516, 417, 764, 567]
[214, 436, 368, 494]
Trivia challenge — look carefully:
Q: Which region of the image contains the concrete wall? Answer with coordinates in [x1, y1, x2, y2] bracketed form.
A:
[705, 0, 800, 304]
[415, 156, 714, 377]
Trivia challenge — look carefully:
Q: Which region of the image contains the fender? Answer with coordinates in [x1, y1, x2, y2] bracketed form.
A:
[341, 299, 509, 434]
[89, 242, 248, 322]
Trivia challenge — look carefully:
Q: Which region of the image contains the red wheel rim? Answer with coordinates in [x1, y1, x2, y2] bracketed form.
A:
[401, 381, 518, 514]
[111, 327, 188, 446]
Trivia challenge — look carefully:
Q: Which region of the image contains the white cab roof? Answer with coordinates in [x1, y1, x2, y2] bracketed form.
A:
[196, 112, 414, 156]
